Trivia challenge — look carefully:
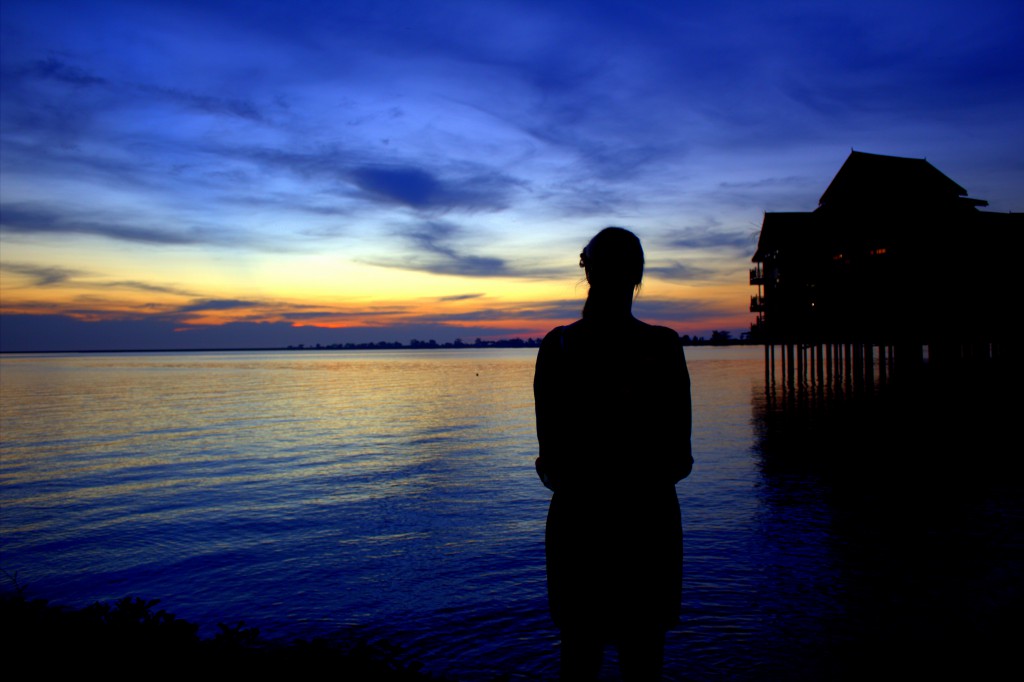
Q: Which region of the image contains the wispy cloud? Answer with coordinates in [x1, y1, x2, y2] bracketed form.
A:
[361, 219, 570, 280]
[1, 261, 87, 286]
[1, 203, 205, 245]
[396, 220, 508, 275]
[359, 220, 510, 278]
[633, 297, 725, 324]
[0, 264, 201, 301]
[103, 280, 198, 296]
[438, 293, 485, 302]
[661, 224, 759, 252]
[645, 262, 720, 283]
[176, 299, 260, 313]
[707, 177, 823, 212]
[0, 203, 291, 251]
[420, 295, 733, 329]
[142, 84, 266, 122]
[22, 56, 106, 86]
[222, 145, 522, 214]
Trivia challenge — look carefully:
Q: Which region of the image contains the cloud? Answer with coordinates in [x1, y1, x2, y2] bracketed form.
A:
[11, 54, 265, 121]
[361, 220, 510, 278]
[425, 299, 580, 323]
[350, 166, 444, 209]
[226, 146, 350, 182]
[438, 293, 485, 302]
[632, 297, 723, 324]
[662, 224, 759, 252]
[0, 312, 539, 352]
[706, 176, 823, 212]
[219, 146, 522, 214]
[142, 84, 265, 122]
[278, 309, 406, 321]
[0, 261, 199, 298]
[423, 294, 733, 329]
[222, 192, 353, 220]
[361, 219, 575, 280]
[0, 203, 289, 251]
[24, 57, 106, 86]
[366, 219, 585, 280]
[645, 262, 720, 282]
[0, 261, 86, 286]
[530, 180, 634, 218]
[0, 203, 210, 245]
[349, 164, 517, 212]
[2, 53, 271, 166]
[401, 221, 508, 274]
[104, 280, 197, 296]
[175, 299, 260, 313]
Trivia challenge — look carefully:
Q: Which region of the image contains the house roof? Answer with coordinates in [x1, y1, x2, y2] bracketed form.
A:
[751, 151, 1005, 263]
[817, 151, 984, 210]
[752, 212, 818, 262]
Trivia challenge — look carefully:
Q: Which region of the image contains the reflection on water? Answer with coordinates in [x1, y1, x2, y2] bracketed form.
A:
[749, 360, 1023, 680]
[1, 348, 1020, 680]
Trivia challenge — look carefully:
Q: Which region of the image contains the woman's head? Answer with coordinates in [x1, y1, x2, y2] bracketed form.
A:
[580, 226, 644, 293]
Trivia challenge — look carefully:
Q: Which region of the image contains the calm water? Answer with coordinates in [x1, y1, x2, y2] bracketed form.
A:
[1, 347, 1019, 680]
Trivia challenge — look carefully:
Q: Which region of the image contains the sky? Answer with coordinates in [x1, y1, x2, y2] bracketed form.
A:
[2, 0, 1023, 351]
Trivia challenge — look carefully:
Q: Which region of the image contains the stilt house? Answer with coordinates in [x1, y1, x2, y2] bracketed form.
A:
[751, 151, 1021, 365]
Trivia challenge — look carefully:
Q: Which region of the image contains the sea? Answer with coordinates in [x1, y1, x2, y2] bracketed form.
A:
[1, 347, 1020, 680]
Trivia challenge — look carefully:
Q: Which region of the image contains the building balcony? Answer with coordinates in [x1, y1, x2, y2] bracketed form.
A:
[749, 267, 764, 285]
[750, 295, 765, 313]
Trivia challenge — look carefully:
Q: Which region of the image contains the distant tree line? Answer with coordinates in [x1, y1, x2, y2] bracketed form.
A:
[286, 331, 750, 351]
[286, 337, 544, 351]
[681, 330, 752, 346]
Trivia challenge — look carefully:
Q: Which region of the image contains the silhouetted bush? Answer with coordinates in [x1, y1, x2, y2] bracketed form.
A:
[0, 585, 449, 679]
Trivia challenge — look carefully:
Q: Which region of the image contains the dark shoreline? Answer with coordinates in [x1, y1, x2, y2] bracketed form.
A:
[1, 589, 454, 679]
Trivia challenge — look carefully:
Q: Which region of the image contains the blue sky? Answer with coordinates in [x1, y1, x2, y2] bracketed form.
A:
[2, 0, 1022, 350]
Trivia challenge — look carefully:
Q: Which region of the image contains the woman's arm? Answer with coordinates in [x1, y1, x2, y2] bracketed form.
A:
[654, 327, 693, 483]
[533, 328, 564, 491]
[672, 342, 694, 482]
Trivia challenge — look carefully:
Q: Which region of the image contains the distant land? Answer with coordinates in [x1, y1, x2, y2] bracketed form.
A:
[0, 331, 750, 355]
[287, 331, 748, 351]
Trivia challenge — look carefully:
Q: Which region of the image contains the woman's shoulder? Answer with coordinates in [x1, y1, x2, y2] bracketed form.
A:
[541, 320, 587, 344]
[539, 321, 577, 355]
[541, 318, 679, 351]
[632, 319, 681, 344]
[541, 323, 568, 343]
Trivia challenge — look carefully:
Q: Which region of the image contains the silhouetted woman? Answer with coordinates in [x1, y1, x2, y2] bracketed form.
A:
[534, 227, 693, 681]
